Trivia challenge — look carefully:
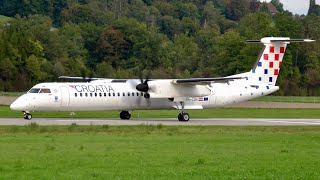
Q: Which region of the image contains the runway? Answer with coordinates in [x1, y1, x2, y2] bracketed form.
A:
[1, 118, 320, 126]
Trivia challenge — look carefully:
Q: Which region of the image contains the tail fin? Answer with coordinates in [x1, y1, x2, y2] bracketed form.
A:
[248, 37, 314, 86]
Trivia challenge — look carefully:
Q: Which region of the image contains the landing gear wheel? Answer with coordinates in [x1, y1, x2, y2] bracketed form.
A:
[144, 93, 150, 99]
[120, 111, 131, 120]
[178, 112, 189, 122]
[24, 113, 32, 120]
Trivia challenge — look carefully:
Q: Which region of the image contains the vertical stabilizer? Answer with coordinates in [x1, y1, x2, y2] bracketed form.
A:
[247, 37, 314, 86]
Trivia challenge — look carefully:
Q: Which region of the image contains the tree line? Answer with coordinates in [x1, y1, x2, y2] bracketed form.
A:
[0, 0, 319, 95]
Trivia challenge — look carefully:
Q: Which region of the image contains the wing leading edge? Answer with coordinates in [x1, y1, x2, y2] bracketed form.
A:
[59, 76, 106, 81]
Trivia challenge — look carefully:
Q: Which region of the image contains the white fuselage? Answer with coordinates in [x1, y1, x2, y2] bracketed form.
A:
[10, 79, 279, 112]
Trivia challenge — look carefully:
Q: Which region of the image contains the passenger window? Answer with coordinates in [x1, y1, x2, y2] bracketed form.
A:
[39, 88, 51, 93]
[28, 88, 41, 93]
[117, 92, 120, 96]
[141, 92, 143, 96]
[136, 92, 139, 96]
[80, 93, 83, 97]
[99, 93, 102, 97]
[104, 93, 107, 97]
[123, 92, 125, 96]
[132, 92, 135, 96]
[90, 93, 92, 97]
[113, 93, 115, 96]
[128, 92, 130, 96]
[95, 93, 97, 97]
[85, 93, 88, 97]
[108, 93, 111, 97]
[75, 93, 77, 97]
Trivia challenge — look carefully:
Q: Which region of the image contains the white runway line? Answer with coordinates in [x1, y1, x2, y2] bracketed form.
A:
[1, 118, 320, 126]
[56, 120, 109, 122]
[257, 120, 320, 125]
[54, 118, 320, 125]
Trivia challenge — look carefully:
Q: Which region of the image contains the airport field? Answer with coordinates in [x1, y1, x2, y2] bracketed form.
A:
[0, 125, 319, 179]
[252, 96, 320, 103]
[1, 105, 320, 119]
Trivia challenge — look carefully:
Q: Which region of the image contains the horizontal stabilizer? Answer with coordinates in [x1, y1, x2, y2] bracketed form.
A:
[246, 37, 315, 44]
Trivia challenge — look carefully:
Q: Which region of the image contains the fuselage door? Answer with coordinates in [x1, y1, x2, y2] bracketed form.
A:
[59, 86, 70, 107]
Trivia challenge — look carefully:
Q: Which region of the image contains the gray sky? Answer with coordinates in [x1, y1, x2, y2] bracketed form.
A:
[265, 0, 320, 15]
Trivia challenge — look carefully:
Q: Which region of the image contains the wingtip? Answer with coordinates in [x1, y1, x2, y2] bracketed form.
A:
[304, 39, 315, 42]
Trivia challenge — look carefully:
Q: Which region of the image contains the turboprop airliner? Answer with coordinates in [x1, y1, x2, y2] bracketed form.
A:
[10, 37, 314, 121]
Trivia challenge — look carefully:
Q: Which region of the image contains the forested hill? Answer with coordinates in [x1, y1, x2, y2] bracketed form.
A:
[0, 0, 319, 95]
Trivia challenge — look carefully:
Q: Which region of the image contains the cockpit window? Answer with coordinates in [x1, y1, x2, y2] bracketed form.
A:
[28, 88, 40, 93]
[39, 88, 51, 93]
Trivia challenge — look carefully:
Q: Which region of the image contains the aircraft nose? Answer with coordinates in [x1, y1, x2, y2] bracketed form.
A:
[10, 100, 22, 111]
[10, 96, 28, 111]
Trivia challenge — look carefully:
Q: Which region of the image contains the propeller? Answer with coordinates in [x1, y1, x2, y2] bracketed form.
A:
[134, 72, 152, 106]
[81, 70, 94, 82]
[136, 79, 150, 92]
[136, 72, 152, 98]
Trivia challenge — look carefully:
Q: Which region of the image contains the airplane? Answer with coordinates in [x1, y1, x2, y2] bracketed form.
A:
[10, 37, 314, 121]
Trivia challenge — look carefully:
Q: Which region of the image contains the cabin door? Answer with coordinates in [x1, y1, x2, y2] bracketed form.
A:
[59, 86, 70, 107]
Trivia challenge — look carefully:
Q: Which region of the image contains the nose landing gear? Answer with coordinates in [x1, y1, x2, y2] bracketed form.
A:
[23, 112, 32, 120]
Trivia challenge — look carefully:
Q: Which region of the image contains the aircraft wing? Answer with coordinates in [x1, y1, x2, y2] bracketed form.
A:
[172, 77, 245, 84]
[59, 76, 106, 81]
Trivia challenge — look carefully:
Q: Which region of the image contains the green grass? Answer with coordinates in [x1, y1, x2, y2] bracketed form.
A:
[0, 126, 319, 179]
[251, 96, 320, 103]
[0, 91, 24, 96]
[1, 105, 320, 118]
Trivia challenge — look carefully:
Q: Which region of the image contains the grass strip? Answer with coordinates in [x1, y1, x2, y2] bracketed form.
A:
[0, 126, 319, 179]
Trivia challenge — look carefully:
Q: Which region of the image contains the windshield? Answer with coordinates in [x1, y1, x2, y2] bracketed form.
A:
[39, 88, 51, 93]
[28, 88, 40, 93]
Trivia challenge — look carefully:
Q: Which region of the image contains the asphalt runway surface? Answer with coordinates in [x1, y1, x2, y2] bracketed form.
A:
[1, 118, 320, 126]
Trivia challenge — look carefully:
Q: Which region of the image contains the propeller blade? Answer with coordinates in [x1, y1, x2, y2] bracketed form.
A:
[146, 97, 151, 107]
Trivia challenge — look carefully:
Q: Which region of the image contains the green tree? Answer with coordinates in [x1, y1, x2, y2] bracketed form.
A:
[127, 0, 148, 22]
[238, 12, 279, 39]
[175, 2, 199, 20]
[215, 30, 245, 76]
[225, 0, 250, 21]
[25, 55, 45, 82]
[98, 26, 129, 68]
[271, 0, 284, 12]
[164, 34, 200, 74]
[158, 15, 181, 39]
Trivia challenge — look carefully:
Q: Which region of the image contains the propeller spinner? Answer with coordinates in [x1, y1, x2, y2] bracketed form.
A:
[136, 77, 151, 99]
[136, 79, 149, 92]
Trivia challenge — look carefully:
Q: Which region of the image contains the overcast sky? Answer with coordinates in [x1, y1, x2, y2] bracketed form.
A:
[265, 0, 320, 15]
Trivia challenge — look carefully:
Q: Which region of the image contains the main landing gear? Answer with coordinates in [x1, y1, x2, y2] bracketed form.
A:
[23, 112, 32, 120]
[120, 111, 131, 120]
[178, 112, 190, 121]
[176, 101, 190, 122]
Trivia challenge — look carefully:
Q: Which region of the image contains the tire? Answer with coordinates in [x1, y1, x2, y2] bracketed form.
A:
[178, 113, 190, 122]
[182, 113, 190, 121]
[25, 113, 32, 120]
[120, 111, 131, 120]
